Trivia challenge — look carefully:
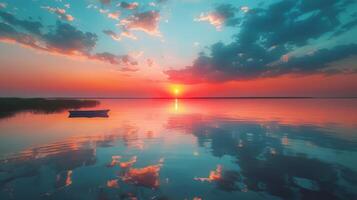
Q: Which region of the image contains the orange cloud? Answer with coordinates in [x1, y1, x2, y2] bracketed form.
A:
[121, 164, 161, 188]
[194, 165, 222, 182]
[195, 12, 225, 30]
[107, 179, 119, 188]
[119, 156, 137, 168]
[120, 158, 164, 188]
[107, 155, 122, 167]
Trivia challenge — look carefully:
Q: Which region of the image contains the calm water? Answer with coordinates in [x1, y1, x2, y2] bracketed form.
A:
[0, 99, 357, 200]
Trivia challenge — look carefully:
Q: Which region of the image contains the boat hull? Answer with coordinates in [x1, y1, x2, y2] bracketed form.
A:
[68, 109, 109, 118]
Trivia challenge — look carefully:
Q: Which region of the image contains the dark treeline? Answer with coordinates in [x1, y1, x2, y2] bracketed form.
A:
[0, 98, 99, 119]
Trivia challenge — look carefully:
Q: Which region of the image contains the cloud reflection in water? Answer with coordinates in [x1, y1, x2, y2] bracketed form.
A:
[0, 99, 356, 200]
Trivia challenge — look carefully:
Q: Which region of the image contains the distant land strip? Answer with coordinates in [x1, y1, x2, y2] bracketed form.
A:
[3, 96, 356, 100]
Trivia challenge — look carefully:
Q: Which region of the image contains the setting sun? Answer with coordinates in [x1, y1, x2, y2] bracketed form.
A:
[170, 85, 183, 98]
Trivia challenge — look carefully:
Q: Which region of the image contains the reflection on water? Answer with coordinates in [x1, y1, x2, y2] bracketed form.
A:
[0, 99, 357, 200]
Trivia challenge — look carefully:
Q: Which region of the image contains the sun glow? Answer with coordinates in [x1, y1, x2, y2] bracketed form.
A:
[170, 85, 183, 98]
[174, 88, 180, 96]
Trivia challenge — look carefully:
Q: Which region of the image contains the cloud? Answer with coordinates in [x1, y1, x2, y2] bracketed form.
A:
[156, 0, 168, 4]
[103, 29, 138, 41]
[43, 22, 96, 54]
[87, 4, 98, 9]
[120, 159, 164, 188]
[42, 6, 74, 22]
[331, 18, 357, 37]
[194, 165, 222, 182]
[118, 1, 139, 10]
[91, 53, 138, 71]
[107, 11, 120, 20]
[0, 11, 137, 71]
[120, 30, 138, 40]
[99, 9, 109, 14]
[103, 30, 121, 41]
[0, 22, 45, 51]
[195, 13, 224, 30]
[146, 58, 154, 67]
[0, 2, 6, 9]
[0, 11, 43, 35]
[166, 0, 357, 83]
[240, 6, 249, 13]
[118, 10, 161, 37]
[194, 4, 239, 30]
[99, 0, 111, 5]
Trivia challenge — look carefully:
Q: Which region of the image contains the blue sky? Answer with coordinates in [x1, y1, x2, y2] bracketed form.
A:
[0, 0, 357, 97]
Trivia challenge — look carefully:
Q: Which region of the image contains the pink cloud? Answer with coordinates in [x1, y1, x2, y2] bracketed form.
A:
[195, 12, 224, 30]
[107, 11, 120, 20]
[146, 58, 154, 67]
[42, 6, 74, 21]
[91, 53, 138, 71]
[103, 30, 122, 41]
[119, 11, 161, 37]
[103, 30, 138, 41]
[120, 30, 138, 40]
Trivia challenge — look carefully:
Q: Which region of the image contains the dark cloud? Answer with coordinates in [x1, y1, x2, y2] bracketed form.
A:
[215, 4, 240, 27]
[43, 22, 97, 54]
[195, 4, 239, 30]
[0, 11, 43, 35]
[0, 11, 137, 70]
[277, 44, 357, 74]
[331, 18, 357, 37]
[119, 1, 139, 10]
[103, 29, 121, 41]
[119, 10, 161, 37]
[91, 53, 139, 71]
[166, 0, 357, 83]
[0, 22, 45, 50]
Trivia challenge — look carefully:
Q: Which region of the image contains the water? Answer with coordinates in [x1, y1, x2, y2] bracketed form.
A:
[0, 99, 356, 200]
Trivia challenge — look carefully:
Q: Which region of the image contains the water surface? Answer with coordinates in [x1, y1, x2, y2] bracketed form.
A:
[0, 99, 357, 200]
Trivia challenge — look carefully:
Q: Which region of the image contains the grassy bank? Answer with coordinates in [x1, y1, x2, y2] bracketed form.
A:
[0, 98, 99, 119]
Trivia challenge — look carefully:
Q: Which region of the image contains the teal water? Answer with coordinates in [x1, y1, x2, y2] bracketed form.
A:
[0, 99, 356, 200]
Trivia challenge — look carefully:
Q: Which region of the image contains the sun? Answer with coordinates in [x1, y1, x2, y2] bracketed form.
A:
[170, 85, 183, 98]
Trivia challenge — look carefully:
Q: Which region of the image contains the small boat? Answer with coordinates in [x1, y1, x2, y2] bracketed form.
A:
[68, 109, 109, 118]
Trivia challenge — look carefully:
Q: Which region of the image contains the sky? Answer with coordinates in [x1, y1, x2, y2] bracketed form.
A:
[0, 0, 357, 97]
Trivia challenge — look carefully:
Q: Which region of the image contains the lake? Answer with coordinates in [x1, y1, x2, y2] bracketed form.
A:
[0, 99, 357, 200]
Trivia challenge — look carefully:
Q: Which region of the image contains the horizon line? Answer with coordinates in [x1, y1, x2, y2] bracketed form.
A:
[1, 96, 357, 100]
